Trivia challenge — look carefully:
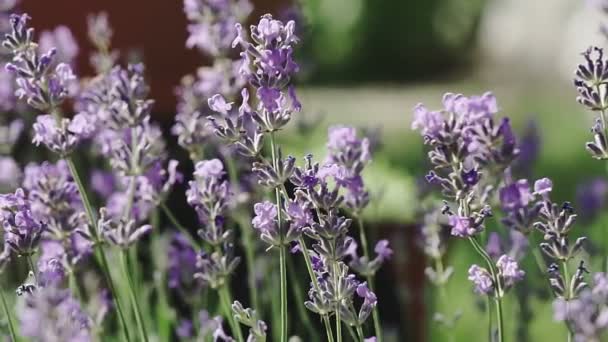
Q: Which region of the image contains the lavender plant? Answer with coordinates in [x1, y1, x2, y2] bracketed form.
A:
[412, 92, 524, 342]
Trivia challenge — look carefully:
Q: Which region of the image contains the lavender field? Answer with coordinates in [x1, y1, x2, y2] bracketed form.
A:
[0, 0, 607, 341]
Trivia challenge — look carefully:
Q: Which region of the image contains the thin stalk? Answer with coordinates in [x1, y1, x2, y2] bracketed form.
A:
[468, 237, 504, 342]
[66, 157, 131, 342]
[562, 261, 574, 342]
[26, 255, 38, 284]
[434, 258, 454, 342]
[269, 132, 288, 342]
[355, 218, 382, 342]
[334, 263, 342, 342]
[120, 250, 149, 342]
[345, 323, 357, 341]
[160, 202, 200, 249]
[494, 297, 504, 342]
[286, 254, 319, 340]
[355, 325, 365, 342]
[219, 285, 244, 342]
[487, 296, 493, 342]
[0, 283, 18, 342]
[224, 155, 260, 313]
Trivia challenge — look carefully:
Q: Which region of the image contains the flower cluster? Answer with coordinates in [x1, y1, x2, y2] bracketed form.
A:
[184, 0, 252, 56]
[2, 14, 92, 156]
[18, 285, 92, 342]
[554, 272, 608, 342]
[0, 188, 43, 258]
[468, 254, 525, 297]
[413, 92, 516, 239]
[574, 47, 608, 159]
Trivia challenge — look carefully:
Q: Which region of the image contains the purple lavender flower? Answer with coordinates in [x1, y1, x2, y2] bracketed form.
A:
[534, 178, 553, 197]
[39, 26, 79, 66]
[228, 14, 300, 132]
[3, 14, 79, 111]
[32, 113, 95, 155]
[468, 264, 494, 295]
[347, 238, 393, 277]
[172, 61, 245, 156]
[554, 272, 608, 341]
[98, 208, 152, 249]
[90, 170, 116, 199]
[176, 319, 193, 339]
[18, 285, 92, 342]
[499, 179, 533, 211]
[486, 232, 503, 259]
[411, 103, 443, 138]
[576, 177, 608, 222]
[22, 160, 82, 224]
[184, 0, 252, 56]
[496, 254, 525, 287]
[574, 47, 608, 112]
[187, 159, 232, 245]
[0, 156, 21, 191]
[374, 240, 393, 261]
[449, 215, 481, 237]
[168, 233, 201, 291]
[512, 121, 540, 176]
[0, 188, 43, 257]
[252, 201, 277, 233]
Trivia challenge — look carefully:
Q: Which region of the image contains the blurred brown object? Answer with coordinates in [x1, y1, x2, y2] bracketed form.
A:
[21, 0, 280, 119]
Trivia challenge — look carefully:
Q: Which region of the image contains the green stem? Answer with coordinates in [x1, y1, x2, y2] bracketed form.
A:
[345, 323, 356, 341]
[269, 132, 288, 342]
[286, 254, 319, 340]
[0, 282, 18, 342]
[26, 255, 37, 284]
[562, 261, 574, 342]
[278, 244, 288, 342]
[356, 218, 382, 342]
[224, 155, 260, 313]
[334, 265, 342, 342]
[159, 202, 200, 249]
[120, 251, 149, 342]
[219, 286, 244, 342]
[356, 324, 365, 342]
[487, 297, 493, 342]
[434, 258, 454, 342]
[495, 297, 504, 342]
[66, 157, 132, 342]
[468, 237, 504, 342]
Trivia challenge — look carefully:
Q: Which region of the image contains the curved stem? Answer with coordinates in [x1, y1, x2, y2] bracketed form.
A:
[355, 218, 382, 342]
[468, 237, 504, 342]
[120, 250, 149, 342]
[269, 132, 288, 342]
[0, 282, 18, 342]
[219, 285, 244, 342]
[66, 157, 132, 342]
[159, 202, 200, 249]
